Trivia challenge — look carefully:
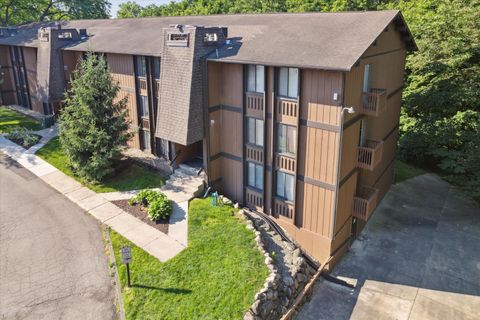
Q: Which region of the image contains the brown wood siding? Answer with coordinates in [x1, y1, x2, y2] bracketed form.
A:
[340, 121, 361, 179]
[106, 53, 139, 149]
[342, 21, 407, 236]
[336, 171, 358, 234]
[300, 69, 342, 126]
[207, 62, 244, 203]
[22, 47, 41, 113]
[0, 45, 17, 105]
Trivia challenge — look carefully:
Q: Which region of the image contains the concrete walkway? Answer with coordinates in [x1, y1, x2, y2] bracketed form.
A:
[297, 174, 480, 320]
[0, 133, 194, 261]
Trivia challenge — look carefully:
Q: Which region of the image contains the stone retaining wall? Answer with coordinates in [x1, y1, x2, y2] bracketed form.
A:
[240, 209, 316, 320]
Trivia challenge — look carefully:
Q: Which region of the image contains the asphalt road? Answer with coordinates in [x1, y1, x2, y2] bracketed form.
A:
[0, 153, 116, 319]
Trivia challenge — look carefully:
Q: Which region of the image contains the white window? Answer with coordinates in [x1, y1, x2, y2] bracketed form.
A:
[247, 117, 264, 147]
[247, 65, 265, 93]
[363, 64, 371, 93]
[276, 171, 295, 201]
[248, 162, 264, 190]
[278, 124, 297, 155]
[136, 56, 147, 78]
[278, 67, 299, 98]
[139, 95, 149, 117]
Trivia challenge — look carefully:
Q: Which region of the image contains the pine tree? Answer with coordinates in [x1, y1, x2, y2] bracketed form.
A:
[59, 52, 131, 182]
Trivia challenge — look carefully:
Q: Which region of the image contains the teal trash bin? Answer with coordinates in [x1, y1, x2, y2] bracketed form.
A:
[42, 114, 55, 128]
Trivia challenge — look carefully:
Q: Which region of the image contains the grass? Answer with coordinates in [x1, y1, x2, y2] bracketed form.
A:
[0, 106, 42, 133]
[394, 159, 426, 183]
[109, 197, 269, 320]
[36, 137, 165, 193]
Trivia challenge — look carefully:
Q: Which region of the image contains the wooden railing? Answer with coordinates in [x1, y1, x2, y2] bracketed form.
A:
[275, 154, 296, 173]
[246, 145, 264, 163]
[357, 139, 384, 171]
[274, 198, 294, 220]
[352, 186, 379, 221]
[138, 77, 147, 90]
[246, 188, 263, 211]
[246, 92, 264, 112]
[361, 88, 386, 117]
[277, 98, 299, 118]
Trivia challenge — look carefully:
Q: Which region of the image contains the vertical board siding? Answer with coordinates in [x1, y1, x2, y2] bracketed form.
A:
[23, 47, 42, 113]
[336, 172, 358, 234]
[0, 45, 17, 104]
[106, 53, 139, 149]
[340, 121, 361, 179]
[207, 62, 244, 203]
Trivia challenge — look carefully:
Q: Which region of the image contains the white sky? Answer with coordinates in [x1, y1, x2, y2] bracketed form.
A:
[109, 0, 171, 18]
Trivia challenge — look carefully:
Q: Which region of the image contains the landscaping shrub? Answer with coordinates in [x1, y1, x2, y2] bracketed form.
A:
[129, 189, 172, 221]
[7, 127, 40, 148]
[59, 52, 131, 183]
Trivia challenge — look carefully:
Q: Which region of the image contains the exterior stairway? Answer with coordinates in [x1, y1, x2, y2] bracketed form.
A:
[161, 163, 205, 199]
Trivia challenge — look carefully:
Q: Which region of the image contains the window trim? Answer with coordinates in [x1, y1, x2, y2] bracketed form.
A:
[277, 67, 299, 99]
[246, 64, 265, 94]
[247, 117, 264, 147]
[277, 123, 297, 156]
[275, 170, 295, 202]
[247, 161, 264, 191]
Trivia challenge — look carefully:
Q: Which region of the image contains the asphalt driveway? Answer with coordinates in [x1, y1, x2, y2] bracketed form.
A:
[297, 174, 480, 320]
[0, 154, 115, 319]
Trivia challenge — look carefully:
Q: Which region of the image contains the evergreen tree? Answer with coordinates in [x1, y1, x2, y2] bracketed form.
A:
[59, 52, 131, 182]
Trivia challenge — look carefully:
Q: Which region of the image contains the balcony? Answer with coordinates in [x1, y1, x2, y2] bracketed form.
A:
[357, 139, 384, 171]
[274, 198, 294, 220]
[276, 97, 298, 125]
[352, 186, 379, 221]
[361, 88, 386, 117]
[245, 92, 264, 118]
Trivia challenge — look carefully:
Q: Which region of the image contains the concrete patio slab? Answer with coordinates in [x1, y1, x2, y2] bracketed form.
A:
[89, 202, 123, 222]
[296, 174, 480, 320]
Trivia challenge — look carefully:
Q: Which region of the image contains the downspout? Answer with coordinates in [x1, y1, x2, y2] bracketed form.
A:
[201, 57, 210, 185]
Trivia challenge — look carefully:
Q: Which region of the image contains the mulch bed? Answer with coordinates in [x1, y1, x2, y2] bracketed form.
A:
[112, 199, 169, 235]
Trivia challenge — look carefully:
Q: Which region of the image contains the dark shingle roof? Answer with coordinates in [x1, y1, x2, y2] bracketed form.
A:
[0, 11, 415, 71]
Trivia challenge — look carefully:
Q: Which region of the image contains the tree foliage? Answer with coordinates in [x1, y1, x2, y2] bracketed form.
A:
[0, 0, 110, 26]
[59, 53, 131, 182]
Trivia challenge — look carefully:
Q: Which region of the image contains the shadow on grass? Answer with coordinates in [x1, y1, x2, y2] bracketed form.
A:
[132, 284, 192, 294]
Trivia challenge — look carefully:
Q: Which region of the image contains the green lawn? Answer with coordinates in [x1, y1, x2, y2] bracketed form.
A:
[36, 137, 165, 193]
[0, 107, 42, 133]
[394, 159, 426, 183]
[109, 198, 269, 320]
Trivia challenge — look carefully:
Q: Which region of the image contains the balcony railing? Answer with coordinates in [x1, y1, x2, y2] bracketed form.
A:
[357, 139, 384, 171]
[352, 186, 379, 221]
[246, 92, 264, 112]
[361, 88, 386, 117]
[138, 77, 147, 91]
[274, 198, 294, 220]
[277, 98, 299, 118]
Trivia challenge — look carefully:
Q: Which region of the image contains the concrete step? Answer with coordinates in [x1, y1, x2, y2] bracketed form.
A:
[178, 163, 202, 176]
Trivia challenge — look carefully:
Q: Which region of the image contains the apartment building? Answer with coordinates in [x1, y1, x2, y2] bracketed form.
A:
[0, 11, 416, 264]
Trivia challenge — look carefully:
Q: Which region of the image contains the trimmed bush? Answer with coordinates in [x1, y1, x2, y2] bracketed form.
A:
[129, 189, 172, 221]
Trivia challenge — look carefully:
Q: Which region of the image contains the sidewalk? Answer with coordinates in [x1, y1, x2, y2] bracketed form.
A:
[0, 132, 191, 262]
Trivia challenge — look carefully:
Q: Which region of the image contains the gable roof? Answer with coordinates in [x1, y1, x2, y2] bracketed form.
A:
[0, 10, 416, 71]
